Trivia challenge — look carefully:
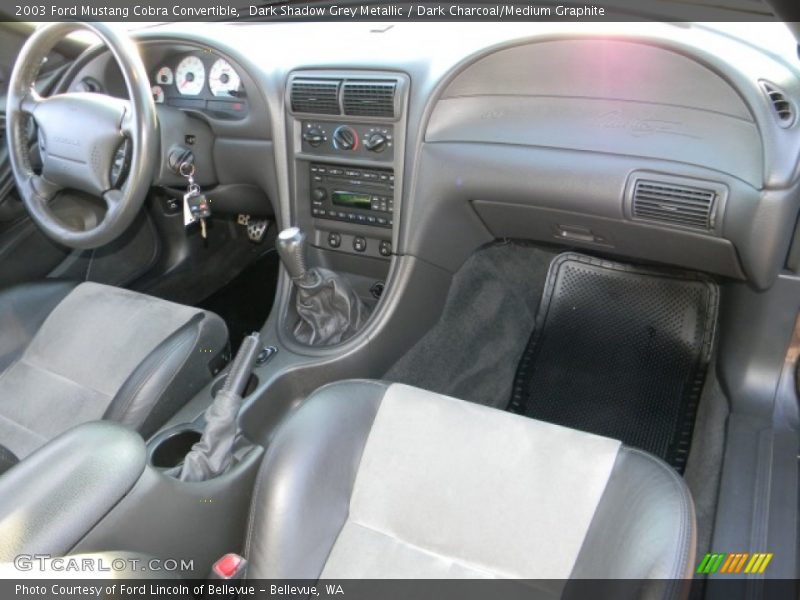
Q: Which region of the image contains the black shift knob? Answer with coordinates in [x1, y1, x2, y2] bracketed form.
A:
[276, 227, 309, 282]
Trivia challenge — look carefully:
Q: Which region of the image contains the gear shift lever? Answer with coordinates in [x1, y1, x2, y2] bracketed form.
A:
[276, 226, 370, 346]
[275, 227, 314, 285]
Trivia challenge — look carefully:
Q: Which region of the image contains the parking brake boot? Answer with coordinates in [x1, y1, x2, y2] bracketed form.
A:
[178, 332, 261, 482]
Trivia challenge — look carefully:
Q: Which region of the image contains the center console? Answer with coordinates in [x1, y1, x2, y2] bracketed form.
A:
[287, 71, 409, 262]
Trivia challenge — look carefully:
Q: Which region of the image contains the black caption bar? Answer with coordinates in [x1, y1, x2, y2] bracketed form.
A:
[1, 578, 799, 600]
[0, 0, 795, 23]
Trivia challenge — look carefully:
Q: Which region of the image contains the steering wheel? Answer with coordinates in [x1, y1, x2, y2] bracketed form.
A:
[6, 23, 157, 249]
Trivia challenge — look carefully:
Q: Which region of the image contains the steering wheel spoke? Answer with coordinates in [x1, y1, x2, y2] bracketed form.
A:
[19, 90, 42, 115]
[102, 189, 123, 213]
[120, 108, 134, 136]
[26, 173, 62, 204]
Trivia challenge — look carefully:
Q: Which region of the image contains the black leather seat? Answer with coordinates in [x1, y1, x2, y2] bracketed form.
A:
[0, 280, 227, 471]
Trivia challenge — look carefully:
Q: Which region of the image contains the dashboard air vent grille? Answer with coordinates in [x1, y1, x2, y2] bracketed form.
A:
[632, 180, 717, 230]
[291, 79, 341, 115]
[342, 80, 396, 118]
[761, 82, 795, 127]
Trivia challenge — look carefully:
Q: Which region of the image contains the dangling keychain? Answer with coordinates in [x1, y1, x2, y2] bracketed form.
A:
[179, 161, 212, 239]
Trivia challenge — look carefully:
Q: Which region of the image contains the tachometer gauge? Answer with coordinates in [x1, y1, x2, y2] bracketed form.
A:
[208, 59, 241, 97]
[155, 66, 173, 86]
[151, 85, 165, 104]
[175, 56, 205, 96]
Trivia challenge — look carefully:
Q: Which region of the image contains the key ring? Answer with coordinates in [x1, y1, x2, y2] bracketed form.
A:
[179, 161, 196, 179]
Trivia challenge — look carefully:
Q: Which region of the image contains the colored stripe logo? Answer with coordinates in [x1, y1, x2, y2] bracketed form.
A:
[696, 552, 773, 575]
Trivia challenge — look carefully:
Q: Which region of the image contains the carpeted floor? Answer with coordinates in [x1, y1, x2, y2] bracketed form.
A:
[385, 241, 556, 408]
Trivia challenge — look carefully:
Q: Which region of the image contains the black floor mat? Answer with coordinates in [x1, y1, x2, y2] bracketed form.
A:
[197, 249, 279, 353]
[509, 253, 718, 471]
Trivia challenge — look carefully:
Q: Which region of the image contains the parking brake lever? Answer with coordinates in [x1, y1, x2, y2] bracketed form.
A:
[178, 332, 261, 482]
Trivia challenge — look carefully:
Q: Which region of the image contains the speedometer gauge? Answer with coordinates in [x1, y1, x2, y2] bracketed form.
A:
[208, 59, 241, 97]
[175, 56, 205, 96]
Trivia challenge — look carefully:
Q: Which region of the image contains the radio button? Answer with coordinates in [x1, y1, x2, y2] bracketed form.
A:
[353, 236, 367, 252]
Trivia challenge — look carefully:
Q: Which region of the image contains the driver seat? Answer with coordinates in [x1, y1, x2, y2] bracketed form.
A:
[0, 280, 228, 470]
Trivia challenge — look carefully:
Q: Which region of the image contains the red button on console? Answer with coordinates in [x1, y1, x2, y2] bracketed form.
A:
[213, 553, 244, 579]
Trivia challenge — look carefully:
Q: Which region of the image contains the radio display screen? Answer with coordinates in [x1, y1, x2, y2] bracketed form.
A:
[332, 191, 371, 210]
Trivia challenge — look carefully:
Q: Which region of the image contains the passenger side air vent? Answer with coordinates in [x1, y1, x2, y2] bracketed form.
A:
[631, 179, 718, 231]
[760, 81, 795, 127]
[342, 80, 397, 118]
[291, 79, 341, 115]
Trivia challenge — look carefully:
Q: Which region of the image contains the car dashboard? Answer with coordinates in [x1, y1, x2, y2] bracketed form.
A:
[59, 21, 800, 291]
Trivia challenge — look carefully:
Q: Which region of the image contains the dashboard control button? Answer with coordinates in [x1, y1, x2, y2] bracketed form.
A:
[379, 241, 392, 257]
[328, 232, 341, 248]
[353, 236, 367, 252]
[312, 187, 327, 202]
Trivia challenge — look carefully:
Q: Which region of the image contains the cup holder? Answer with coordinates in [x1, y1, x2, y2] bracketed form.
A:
[211, 373, 259, 398]
[148, 425, 203, 469]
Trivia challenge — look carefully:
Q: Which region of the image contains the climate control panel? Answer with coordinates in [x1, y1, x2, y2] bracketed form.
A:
[309, 162, 394, 229]
[301, 121, 394, 161]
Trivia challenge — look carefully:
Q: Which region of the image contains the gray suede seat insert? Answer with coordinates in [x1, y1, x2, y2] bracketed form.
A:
[0, 282, 227, 459]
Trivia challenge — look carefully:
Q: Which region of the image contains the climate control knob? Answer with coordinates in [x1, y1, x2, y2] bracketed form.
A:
[364, 132, 388, 153]
[332, 126, 358, 151]
[303, 127, 325, 148]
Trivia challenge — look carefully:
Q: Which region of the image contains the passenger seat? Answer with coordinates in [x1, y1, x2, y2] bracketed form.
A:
[244, 381, 695, 590]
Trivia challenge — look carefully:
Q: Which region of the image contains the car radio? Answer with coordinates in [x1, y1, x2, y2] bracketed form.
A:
[309, 163, 394, 229]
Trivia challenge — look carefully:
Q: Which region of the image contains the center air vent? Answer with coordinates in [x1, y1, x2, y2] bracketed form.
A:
[760, 81, 795, 127]
[631, 179, 718, 231]
[342, 80, 397, 118]
[291, 79, 341, 115]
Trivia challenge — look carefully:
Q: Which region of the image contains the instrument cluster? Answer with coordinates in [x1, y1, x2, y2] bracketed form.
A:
[150, 52, 247, 120]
